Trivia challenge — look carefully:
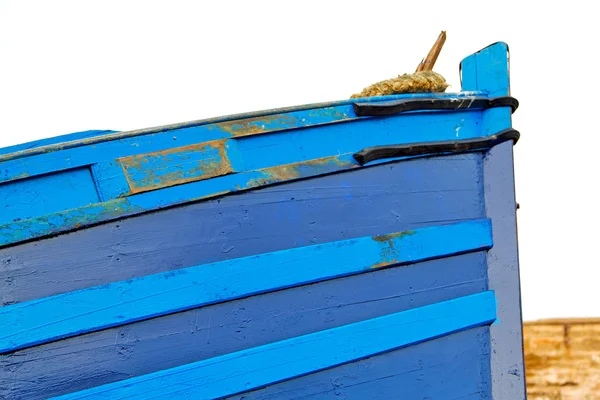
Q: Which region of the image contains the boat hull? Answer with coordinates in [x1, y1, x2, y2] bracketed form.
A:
[0, 42, 525, 399]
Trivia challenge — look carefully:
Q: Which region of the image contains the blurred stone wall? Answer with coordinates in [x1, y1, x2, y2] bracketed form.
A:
[524, 318, 600, 399]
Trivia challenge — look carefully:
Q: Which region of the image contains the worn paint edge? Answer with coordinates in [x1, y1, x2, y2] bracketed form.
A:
[0, 219, 493, 354]
[118, 139, 235, 194]
[51, 291, 497, 400]
[0, 91, 485, 164]
[0, 153, 361, 248]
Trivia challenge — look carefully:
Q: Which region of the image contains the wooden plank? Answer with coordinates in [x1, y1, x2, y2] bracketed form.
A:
[119, 139, 235, 194]
[462, 42, 526, 399]
[0, 130, 117, 156]
[51, 291, 497, 400]
[1, 153, 485, 305]
[0, 252, 489, 399]
[228, 327, 491, 400]
[0, 166, 99, 226]
[0, 219, 492, 354]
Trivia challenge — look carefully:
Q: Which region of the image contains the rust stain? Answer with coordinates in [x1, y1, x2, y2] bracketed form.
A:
[372, 230, 416, 242]
[370, 260, 399, 269]
[119, 140, 234, 194]
[246, 155, 358, 189]
[370, 230, 416, 269]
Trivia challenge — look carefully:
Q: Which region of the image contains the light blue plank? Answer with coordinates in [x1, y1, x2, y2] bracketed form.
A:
[0, 167, 100, 225]
[119, 139, 234, 193]
[0, 219, 492, 354]
[90, 161, 131, 201]
[51, 291, 497, 400]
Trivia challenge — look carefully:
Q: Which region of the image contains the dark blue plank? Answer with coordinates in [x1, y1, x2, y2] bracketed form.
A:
[52, 292, 495, 400]
[0, 153, 485, 305]
[0, 252, 488, 400]
[229, 327, 491, 400]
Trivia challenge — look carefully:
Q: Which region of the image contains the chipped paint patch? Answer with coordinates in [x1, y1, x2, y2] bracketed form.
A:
[209, 115, 298, 137]
[372, 230, 416, 243]
[119, 140, 234, 194]
[208, 107, 354, 138]
[246, 155, 359, 189]
[371, 230, 416, 269]
[0, 198, 141, 247]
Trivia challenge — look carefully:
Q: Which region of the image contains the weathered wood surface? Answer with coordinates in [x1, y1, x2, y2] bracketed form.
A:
[0, 219, 492, 354]
[0, 252, 489, 399]
[53, 292, 496, 399]
[525, 318, 600, 399]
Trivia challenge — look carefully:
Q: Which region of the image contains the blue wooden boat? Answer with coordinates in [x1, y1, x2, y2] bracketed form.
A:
[0, 42, 526, 399]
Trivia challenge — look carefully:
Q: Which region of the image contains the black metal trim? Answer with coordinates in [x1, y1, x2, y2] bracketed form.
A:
[353, 128, 520, 165]
[352, 96, 518, 117]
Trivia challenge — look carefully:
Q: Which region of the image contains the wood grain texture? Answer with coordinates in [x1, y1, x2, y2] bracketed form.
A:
[0, 251, 489, 399]
[0, 219, 492, 354]
[227, 327, 491, 400]
[0, 153, 485, 306]
[0, 167, 99, 225]
[51, 291, 496, 400]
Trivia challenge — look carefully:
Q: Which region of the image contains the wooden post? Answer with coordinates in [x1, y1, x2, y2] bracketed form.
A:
[416, 31, 447, 72]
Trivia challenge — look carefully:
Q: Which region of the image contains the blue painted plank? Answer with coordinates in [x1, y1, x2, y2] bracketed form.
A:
[0, 219, 492, 353]
[1, 154, 485, 305]
[0, 167, 99, 225]
[0, 251, 488, 399]
[52, 291, 497, 400]
[0, 130, 118, 156]
[461, 42, 526, 399]
[90, 161, 131, 201]
[227, 327, 491, 400]
[0, 91, 483, 164]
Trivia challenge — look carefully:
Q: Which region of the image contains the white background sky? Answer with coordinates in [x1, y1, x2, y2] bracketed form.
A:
[0, 1, 596, 321]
